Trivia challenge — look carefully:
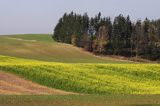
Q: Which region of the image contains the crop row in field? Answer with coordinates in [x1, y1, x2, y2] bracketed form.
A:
[0, 55, 160, 94]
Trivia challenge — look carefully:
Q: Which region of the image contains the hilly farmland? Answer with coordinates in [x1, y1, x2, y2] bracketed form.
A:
[0, 34, 160, 106]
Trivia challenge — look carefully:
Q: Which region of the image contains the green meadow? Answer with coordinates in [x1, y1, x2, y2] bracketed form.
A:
[0, 34, 132, 63]
[1, 95, 160, 106]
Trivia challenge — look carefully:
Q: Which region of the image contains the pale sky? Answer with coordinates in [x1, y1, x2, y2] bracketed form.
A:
[0, 0, 160, 35]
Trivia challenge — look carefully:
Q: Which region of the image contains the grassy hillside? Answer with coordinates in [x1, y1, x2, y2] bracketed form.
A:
[0, 34, 132, 63]
[0, 55, 160, 94]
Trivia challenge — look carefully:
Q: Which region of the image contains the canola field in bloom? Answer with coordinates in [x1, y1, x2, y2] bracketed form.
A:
[0, 55, 160, 94]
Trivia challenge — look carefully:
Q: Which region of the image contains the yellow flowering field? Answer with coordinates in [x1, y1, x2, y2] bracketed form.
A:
[0, 55, 160, 94]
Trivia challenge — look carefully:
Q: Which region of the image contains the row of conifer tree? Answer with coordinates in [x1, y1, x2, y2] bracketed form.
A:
[53, 12, 160, 60]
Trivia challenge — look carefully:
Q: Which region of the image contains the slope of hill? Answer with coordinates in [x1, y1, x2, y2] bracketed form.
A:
[0, 55, 160, 94]
[0, 34, 132, 63]
[0, 34, 159, 94]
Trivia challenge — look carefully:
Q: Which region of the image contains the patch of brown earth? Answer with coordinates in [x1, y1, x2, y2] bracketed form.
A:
[0, 71, 75, 95]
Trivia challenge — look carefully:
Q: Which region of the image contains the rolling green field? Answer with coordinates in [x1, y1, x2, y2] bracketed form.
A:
[0, 34, 132, 63]
[0, 34, 160, 105]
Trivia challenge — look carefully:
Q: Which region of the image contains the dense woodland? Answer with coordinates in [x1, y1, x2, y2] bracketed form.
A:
[53, 12, 160, 61]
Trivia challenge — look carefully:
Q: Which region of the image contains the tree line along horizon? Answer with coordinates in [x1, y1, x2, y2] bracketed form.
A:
[53, 12, 160, 61]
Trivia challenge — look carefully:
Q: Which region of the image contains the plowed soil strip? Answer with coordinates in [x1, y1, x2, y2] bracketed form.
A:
[0, 71, 75, 95]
